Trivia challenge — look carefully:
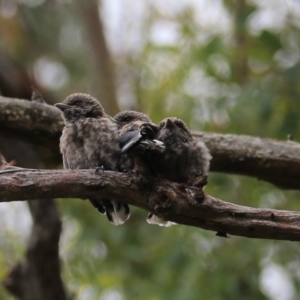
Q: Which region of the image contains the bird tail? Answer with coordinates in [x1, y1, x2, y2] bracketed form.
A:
[146, 213, 177, 227]
[89, 198, 130, 225]
[107, 200, 131, 226]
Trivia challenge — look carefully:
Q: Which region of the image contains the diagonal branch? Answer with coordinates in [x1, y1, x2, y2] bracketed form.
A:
[1, 96, 300, 189]
[1, 167, 300, 241]
[0, 96, 63, 156]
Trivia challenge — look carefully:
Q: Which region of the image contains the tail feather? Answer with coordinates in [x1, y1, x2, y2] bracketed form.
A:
[89, 198, 106, 214]
[107, 201, 131, 226]
[147, 213, 176, 227]
[89, 198, 130, 225]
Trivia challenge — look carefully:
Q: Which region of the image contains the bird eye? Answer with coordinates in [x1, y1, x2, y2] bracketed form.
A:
[123, 117, 132, 122]
[72, 100, 80, 106]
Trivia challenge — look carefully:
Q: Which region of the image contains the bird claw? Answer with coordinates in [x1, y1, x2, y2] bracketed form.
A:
[127, 169, 139, 177]
[95, 165, 105, 175]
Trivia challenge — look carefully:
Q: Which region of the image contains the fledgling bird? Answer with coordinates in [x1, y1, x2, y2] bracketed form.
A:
[114, 110, 163, 172]
[55, 93, 130, 225]
[118, 119, 164, 174]
[147, 117, 211, 226]
[120, 116, 211, 226]
[120, 117, 211, 183]
[114, 110, 152, 128]
[114, 111, 172, 226]
[154, 117, 211, 184]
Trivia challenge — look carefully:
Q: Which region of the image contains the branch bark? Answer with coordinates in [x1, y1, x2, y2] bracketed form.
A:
[1, 96, 300, 189]
[0, 96, 63, 157]
[1, 167, 300, 241]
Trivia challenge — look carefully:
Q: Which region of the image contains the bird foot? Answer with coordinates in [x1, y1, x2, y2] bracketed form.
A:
[95, 165, 105, 175]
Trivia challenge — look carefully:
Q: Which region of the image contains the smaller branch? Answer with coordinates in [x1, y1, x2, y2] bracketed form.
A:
[0, 96, 63, 153]
[194, 131, 300, 190]
[1, 167, 300, 241]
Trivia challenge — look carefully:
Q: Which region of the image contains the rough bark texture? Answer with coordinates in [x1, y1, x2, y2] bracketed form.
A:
[0, 96, 63, 157]
[1, 167, 300, 241]
[194, 131, 300, 189]
[1, 96, 300, 189]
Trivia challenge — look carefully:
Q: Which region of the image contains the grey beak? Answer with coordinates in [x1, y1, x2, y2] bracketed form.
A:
[54, 103, 70, 111]
[165, 118, 176, 129]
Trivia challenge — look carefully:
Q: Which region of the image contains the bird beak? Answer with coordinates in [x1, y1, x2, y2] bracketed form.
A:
[54, 103, 71, 111]
[165, 118, 176, 129]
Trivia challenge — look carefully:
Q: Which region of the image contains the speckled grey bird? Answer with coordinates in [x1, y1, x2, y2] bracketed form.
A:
[118, 119, 164, 174]
[120, 117, 211, 182]
[147, 117, 211, 226]
[120, 116, 211, 226]
[55, 93, 130, 225]
[114, 110, 152, 128]
[114, 110, 163, 172]
[115, 111, 171, 226]
[154, 117, 211, 184]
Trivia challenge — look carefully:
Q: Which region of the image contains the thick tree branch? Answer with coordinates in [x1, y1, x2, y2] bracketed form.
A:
[194, 132, 300, 189]
[1, 96, 300, 189]
[0, 96, 63, 157]
[1, 168, 300, 241]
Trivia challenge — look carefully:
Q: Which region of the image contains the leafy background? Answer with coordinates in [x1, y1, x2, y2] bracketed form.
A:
[1, 0, 300, 299]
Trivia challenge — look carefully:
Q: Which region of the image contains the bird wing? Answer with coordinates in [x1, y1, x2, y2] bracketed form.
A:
[119, 128, 143, 154]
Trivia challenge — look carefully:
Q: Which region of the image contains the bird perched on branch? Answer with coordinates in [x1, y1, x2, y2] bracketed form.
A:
[115, 110, 165, 174]
[115, 111, 173, 226]
[114, 110, 152, 128]
[154, 117, 211, 185]
[120, 116, 211, 183]
[147, 117, 211, 225]
[120, 116, 211, 226]
[55, 93, 130, 225]
[118, 120, 164, 174]
[114, 110, 163, 173]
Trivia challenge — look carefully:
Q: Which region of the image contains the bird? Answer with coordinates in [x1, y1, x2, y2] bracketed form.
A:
[114, 110, 164, 173]
[115, 111, 172, 226]
[55, 93, 130, 225]
[147, 117, 211, 226]
[120, 116, 211, 226]
[154, 117, 211, 185]
[114, 110, 152, 128]
[118, 119, 165, 175]
[120, 116, 211, 183]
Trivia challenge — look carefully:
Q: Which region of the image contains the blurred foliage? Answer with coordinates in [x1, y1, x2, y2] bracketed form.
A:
[1, 0, 300, 299]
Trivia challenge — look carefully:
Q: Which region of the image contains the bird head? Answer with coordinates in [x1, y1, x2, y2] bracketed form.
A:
[114, 110, 151, 128]
[55, 93, 105, 122]
[157, 117, 192, 145]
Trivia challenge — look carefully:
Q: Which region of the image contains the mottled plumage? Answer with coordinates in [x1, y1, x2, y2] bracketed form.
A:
[55, 93, 130, 225]
[119, 120, 164, 174]
[147, 117, 211, 226]
[120, 116, 211, 227]
[114, 110, 151, 128]
[114, 110, 159, 172]
[155, 117, 211, 184]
